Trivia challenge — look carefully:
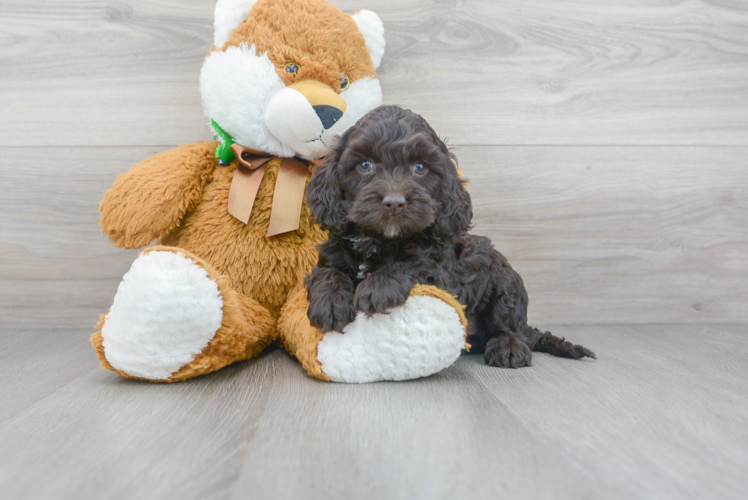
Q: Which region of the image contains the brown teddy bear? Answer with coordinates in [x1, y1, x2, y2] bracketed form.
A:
[91, 0, 467, 383]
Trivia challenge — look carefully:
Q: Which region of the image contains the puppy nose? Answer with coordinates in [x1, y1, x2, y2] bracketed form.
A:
[382, 194, 407, 214]
[313, 105, 344, 130]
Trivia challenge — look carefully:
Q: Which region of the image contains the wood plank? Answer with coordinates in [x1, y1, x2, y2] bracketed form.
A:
[1, 0, 747, 147]
[1, 145, 745, 327]
[469, 323, 748, 500]
[0, 328, 97, 422]
[0, 146, 152, 330]
[228, 351, 604, 500]
[0, 348, 280, 500]
[461, 145, 748, 325]
[0, 328, 600, 500]
[1, 325, 746, 499]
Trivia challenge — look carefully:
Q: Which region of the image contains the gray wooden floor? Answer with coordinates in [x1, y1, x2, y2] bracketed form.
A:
[2, 0, 748, 498]
[1, 325, 747, 499]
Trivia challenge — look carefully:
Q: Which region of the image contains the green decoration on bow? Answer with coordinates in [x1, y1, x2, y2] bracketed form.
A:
[211, 119, 236, 165]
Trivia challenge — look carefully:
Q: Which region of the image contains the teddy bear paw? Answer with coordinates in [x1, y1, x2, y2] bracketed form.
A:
[99, 250, 224, 380]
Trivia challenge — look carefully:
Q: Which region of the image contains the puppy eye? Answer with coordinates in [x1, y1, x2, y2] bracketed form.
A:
[339, 75, 350, 90]
[285, 62, 300, 75]
[413, 163, 428, 175]
[357, 161, 373, 173]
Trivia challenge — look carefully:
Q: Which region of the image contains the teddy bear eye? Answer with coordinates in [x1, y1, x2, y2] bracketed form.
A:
[357, 161, 373, 173]
[285, 62, 300, 75]
[340, 75, 350, 90]
[413, 163, 428, 175]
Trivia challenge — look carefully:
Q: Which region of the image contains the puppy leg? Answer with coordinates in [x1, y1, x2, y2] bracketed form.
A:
[306, 267, 356, 333]
[455, 237, 532, 368]
[353, 264, 414, 317]
[458, 235, 595, 365]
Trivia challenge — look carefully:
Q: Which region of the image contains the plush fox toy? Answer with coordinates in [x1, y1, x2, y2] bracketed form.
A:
[91, 0, 467, 383]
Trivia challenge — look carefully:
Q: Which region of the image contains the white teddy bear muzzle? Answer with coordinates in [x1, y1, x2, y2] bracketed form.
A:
[265, 80, 351, 159]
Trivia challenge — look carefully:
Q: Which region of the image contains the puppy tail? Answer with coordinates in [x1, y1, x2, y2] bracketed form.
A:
[523, 326, 596, 360]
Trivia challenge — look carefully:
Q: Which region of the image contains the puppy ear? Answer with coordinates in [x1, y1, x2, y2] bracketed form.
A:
[432, 156, 472, 239]
[306, 136, 350, 231]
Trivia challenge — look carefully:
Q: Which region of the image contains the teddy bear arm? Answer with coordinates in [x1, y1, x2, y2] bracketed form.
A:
[100, 142, 217, 249]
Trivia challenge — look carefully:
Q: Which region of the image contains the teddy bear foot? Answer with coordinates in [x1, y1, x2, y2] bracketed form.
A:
[280, 285, 468, 383]
[92, 247, 274, 382]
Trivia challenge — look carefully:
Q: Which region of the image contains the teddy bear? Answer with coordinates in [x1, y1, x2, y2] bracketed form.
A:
[91, 0, 467, 383]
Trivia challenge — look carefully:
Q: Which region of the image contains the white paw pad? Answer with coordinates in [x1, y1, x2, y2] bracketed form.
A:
[101, 251, 224, 380]
[317, 295, 465, 383]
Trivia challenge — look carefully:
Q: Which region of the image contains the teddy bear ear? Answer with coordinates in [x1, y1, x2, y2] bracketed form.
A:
[352, 10, 386, 70]
[213, 0, 258, 48]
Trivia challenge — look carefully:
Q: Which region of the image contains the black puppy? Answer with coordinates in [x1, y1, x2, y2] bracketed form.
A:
[305, 105, 595, 368]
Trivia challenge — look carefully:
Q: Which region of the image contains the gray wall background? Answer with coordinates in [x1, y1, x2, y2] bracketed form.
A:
[1, 0, 747, 328]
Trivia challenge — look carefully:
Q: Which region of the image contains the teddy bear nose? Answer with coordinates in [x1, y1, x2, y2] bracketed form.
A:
[313, 105, 344, 130]
[382, 194, 407, 214]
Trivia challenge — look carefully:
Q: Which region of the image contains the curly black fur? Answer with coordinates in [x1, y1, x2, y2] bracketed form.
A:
[305, 105, 595, 367]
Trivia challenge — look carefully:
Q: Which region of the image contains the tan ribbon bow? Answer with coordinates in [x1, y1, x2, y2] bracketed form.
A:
[227, 144, 310, 237]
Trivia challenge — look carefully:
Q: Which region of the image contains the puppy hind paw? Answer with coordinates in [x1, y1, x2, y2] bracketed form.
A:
[484, 335, 533, 368]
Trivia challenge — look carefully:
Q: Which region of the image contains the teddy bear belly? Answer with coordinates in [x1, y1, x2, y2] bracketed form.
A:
[159, 219, 322, 317]
[158, 172, 326, 317]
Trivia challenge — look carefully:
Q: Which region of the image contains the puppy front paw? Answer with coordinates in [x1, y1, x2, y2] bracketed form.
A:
[354, 275, 411, 317]
[308, 289, 355, 333]
[484, 335, 532, 368]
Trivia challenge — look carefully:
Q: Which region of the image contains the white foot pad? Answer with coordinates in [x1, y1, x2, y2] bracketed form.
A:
[317, 295, 465, 383]
[101, 251, 224, 380]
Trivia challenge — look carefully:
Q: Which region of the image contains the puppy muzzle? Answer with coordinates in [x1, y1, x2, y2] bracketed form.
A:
[348, 180, 437, 239]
